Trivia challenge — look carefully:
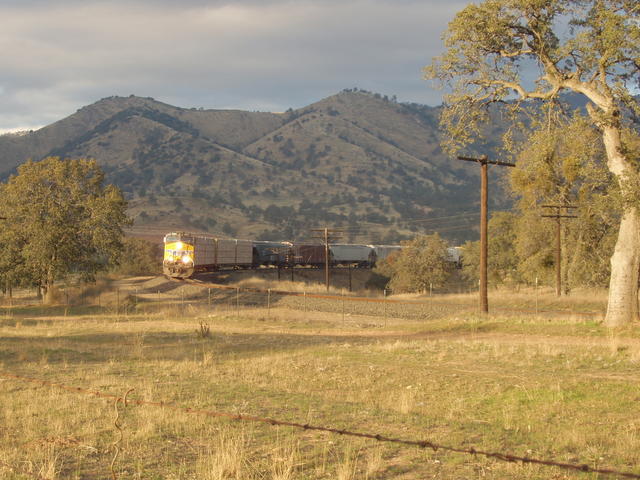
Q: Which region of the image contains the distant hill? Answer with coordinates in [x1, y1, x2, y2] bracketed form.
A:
[0, 89, 510, 244]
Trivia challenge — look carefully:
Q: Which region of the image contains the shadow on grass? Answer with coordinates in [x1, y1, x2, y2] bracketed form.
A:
[0, 304, 107, 317]
[0, 329, 380, 368]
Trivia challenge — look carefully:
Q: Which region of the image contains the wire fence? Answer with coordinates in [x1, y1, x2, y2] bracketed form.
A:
[0, 274, 605, 323]
[1, 371, 639, 479]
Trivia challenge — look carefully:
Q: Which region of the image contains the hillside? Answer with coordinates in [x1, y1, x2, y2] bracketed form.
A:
[0, 90, 506, 244]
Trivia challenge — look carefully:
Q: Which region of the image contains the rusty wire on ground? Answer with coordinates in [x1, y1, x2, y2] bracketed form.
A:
[110, 388, 134, 480]
[1, 371, 638, 479]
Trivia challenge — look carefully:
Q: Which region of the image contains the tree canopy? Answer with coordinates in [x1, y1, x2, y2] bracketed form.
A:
[376, 234, 453, 293]
[426, 0, 640, 325]
[0, 157, 131, 303]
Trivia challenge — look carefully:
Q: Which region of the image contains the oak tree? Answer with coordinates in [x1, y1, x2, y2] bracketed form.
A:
[385, 234, 452, 293]
[0, 157, 131, 303]
[426, 0, 640, 325]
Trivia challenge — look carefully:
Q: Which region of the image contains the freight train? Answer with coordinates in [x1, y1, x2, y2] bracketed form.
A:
[163, 232, 404, 279]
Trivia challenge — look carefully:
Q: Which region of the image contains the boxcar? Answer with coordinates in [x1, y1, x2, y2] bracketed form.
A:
[291, 244, 326, 266]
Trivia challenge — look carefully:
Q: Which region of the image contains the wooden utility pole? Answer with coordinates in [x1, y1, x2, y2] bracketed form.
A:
[310, 228, 342, 291]
[457, 155, 516, 313]
[541, 204, 577, 296]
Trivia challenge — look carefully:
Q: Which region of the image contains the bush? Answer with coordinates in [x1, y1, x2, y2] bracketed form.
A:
[112, 237, 162, 275]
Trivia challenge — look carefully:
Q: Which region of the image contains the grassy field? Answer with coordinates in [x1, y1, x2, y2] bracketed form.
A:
[1, 277, 639, 479]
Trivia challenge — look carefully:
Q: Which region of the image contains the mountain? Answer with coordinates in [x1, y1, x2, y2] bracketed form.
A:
[0, 90, 507, 244]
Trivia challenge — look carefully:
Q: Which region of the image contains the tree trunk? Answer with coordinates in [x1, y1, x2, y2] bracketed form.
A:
[44, 285, 55, 305]
[43, 266, 56, 305]
[601, 124, 640, 326]
[605, 208, 640, 326]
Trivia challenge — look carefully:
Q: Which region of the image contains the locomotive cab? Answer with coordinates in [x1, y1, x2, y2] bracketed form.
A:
[163, 233, 195, 278]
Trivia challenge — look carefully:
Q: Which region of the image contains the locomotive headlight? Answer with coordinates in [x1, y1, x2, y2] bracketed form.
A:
[176, 242, 184, 250]
[181, 254, 193, 264]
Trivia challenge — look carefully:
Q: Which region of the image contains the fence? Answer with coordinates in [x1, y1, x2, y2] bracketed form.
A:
[0, 275, 605, 322]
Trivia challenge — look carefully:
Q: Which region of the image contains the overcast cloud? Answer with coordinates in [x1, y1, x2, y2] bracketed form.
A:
[0, 0, 468, 132]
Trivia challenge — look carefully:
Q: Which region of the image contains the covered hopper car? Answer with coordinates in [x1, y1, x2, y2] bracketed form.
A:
[330, 244, 376, 267]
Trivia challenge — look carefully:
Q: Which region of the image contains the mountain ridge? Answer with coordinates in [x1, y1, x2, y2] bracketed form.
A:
[0, 90, 501, 244]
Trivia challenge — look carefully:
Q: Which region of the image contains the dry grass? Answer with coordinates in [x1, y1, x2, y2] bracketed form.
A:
[0, 277, 638, 479]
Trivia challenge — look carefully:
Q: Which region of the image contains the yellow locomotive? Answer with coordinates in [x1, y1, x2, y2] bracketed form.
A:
[163, 233, 196, 278]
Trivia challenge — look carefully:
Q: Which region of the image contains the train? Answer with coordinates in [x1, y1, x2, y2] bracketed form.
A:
[162, 232, 406, 278]
[163, 231, 462, 279]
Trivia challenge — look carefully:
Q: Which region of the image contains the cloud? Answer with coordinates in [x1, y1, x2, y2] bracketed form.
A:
[0, 0, 467, 130]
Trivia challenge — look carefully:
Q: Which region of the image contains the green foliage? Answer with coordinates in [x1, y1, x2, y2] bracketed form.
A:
[112, 237, 161, 276]
[461, 211, 520, 286]
[0, 157, 131, 301]
[380, 234, 453, 293]
[510, 115, 620, 288]
[459, 117, 622, 290]
[425, 0, 640, 155]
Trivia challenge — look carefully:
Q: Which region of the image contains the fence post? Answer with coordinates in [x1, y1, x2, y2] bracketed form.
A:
[383, 289, 387, 326]
[116, 288, 120, 319]
[535, 277, 539, 315]
[236, 287, 240, 318]
[342, 288, 345, 323]
[267, 288, 271, 319]
[208, 288, 211, 307]
[303, 291, 306, 313]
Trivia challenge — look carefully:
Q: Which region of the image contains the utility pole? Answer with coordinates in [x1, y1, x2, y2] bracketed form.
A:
[541, 204, 577, 297]
[457, 155, 516, 313]
[310, 228, 343, 291]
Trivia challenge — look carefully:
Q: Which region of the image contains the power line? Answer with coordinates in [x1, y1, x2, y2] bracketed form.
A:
[404, 212, 480, 224]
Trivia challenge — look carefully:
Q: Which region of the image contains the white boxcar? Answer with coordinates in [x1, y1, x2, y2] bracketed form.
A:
[216, 239, 253, 266]
[235, 239, 253, 266]
[193, 236, 216, 266]
[189, 237, 253, 268]
[330, 244, 375, 266]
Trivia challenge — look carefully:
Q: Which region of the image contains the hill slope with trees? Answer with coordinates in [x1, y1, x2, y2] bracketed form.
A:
[0, 90, 505, 244]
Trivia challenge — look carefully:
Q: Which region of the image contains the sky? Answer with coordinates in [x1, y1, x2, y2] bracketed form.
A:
[0, 0, 470, 133]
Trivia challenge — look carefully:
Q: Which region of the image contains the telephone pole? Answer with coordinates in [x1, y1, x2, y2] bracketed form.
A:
[310, 228, 342, 291]
[457, 155, 516, 313]
[541, 204, 577, 297]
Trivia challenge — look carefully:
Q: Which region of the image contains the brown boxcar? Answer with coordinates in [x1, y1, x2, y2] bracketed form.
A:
[291, 244, 326, 266]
